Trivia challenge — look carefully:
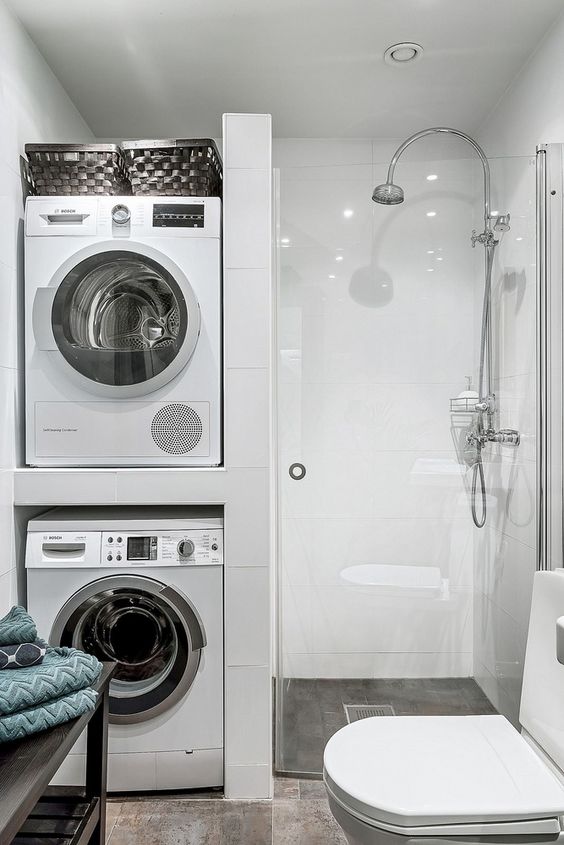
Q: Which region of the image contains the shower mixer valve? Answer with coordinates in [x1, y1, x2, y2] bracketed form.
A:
[466, 427, 520, 448]
[471, 214, 511, 248]
[471, 229, 496, 248]
[487, 429, 520, 445]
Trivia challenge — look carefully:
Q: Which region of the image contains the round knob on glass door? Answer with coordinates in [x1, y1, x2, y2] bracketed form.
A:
[111, 204, 131, 225]
[178, 539, 195, 559]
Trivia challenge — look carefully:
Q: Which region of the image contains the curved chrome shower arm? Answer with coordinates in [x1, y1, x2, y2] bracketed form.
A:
[385, 126, 491, 231]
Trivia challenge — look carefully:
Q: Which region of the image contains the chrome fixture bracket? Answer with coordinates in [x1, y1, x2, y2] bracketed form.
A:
[474, 393, 496, 415]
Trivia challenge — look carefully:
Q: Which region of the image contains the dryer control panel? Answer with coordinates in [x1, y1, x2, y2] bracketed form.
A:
[26, 529, 223, 568]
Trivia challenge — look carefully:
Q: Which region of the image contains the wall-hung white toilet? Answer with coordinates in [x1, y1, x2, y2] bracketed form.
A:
[324, 570, 564, 845]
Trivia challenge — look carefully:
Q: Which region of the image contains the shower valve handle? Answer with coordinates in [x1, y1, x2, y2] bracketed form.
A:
[475, 394, 496, 414]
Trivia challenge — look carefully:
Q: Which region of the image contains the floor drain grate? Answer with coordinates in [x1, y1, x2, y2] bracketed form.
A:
[344, 704, 396, 723]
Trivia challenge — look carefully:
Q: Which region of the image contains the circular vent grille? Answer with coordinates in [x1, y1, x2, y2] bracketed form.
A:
[151, 404, 203, 454]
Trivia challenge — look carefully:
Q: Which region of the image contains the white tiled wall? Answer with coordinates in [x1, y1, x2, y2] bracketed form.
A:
[0, 0, 93, 614]
[472, 155, 537, 726]
[470, 2, 560, 720]
[275, 139, 478, 679]
[222, 114, 273, 798]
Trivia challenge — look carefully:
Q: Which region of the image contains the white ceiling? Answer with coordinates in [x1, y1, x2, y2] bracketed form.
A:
[8, 0, 564, 139]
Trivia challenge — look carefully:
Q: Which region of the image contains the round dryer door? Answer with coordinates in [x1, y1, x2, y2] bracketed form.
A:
[50, 575, 206, 724]
[50, 249, 200, 394]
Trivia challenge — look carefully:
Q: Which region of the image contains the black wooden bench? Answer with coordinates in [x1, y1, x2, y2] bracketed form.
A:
[0, 663, 115, 845]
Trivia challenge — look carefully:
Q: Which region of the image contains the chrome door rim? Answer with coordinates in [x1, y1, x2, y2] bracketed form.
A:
[34, 240, 201, 399]
[51, 574, 206, 724]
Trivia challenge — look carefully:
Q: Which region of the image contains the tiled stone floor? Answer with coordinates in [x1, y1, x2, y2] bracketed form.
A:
[104, 679, 497, 843]
[105, 779, 346, 844]
[278, 677, 497, 774]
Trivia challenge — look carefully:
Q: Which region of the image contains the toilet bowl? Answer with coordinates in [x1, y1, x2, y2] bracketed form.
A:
[324, 570, 564, 845]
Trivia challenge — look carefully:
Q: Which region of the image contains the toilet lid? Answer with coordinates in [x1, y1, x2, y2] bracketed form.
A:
[323, 715, 564, 828]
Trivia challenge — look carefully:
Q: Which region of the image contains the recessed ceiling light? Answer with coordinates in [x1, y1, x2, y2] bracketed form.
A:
[335, 255, 344, 261]
[426, 174, 438, 181]
[427, 250, 435, 254]
[328, 274, 336, 279]
[426, 211, 437, 217]
[281, 237, 290, 245]
[436, 257, 443, 261]
[384, 42, 424, 66]
[426, 268, 434, 272]
[516, 236, 523, 241]
[343, 209, 354, 218]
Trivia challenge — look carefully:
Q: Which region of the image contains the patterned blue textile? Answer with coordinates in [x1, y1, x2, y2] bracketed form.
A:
[0, 607, 37, 646]
[0, 689, 97, 743]
[0, 647, 102, 717]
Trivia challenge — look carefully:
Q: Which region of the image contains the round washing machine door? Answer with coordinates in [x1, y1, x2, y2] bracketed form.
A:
[43, 244, 201, 398]
[50, 575, 206, 724]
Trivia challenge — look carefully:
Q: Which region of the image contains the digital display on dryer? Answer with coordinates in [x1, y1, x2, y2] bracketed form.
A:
[127, 536, 158, 560]
[152, 204, 204, 228]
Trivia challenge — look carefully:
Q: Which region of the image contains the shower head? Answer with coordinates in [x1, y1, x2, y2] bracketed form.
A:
[372, 127, 493, 232]
[372, 183, 404, 205]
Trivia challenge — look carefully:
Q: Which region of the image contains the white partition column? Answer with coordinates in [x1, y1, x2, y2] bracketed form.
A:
[222, 113, 273, 799]
[12, 112, 274, 801]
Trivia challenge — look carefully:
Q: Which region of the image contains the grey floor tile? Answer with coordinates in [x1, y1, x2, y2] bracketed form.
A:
[273, 799, 346, 844]
[277, 677, 498, 775]
[298, 780, 327, 800]
[105, 802, 122, 843]
[108, 800, 272, 845]
[109, 795, 344, 843]
[274, 776, 300, 799]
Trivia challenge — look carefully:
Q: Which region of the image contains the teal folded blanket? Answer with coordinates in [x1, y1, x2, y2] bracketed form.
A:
[0, 606, 37, 645]
[0, 688, 97, 744]
[0, 647, 102, 717]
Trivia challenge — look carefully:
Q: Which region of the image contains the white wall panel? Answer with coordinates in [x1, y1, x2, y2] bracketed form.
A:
[0, 0, 93, 608]
[222, 113, 273, 798]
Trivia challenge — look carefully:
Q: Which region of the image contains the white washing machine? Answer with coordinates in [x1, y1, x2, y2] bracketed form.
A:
[26, 507, 223, 792]
[25, 196, 222, 466]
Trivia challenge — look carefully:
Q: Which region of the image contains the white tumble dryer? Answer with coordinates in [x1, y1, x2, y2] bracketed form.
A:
[25, 196, 222, 466]
[26, 507, 224, 792]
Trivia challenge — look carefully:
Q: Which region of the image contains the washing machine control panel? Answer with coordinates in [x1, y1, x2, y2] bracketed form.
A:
[26, 528, 223, 568]
[101, 530, 223, 566]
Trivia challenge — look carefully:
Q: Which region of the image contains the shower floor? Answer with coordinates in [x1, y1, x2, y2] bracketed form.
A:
[277, 677, 497, 776]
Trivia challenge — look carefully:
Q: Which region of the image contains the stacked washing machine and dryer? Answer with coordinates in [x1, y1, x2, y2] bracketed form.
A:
[24, 195, 225, 791]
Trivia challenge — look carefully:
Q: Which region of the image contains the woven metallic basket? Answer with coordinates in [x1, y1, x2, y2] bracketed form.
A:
[122, 138, 222, 197]
[25, 144, 131, 196]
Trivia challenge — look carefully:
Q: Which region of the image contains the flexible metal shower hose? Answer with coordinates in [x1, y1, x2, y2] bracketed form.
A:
[471, 243, 496, 529]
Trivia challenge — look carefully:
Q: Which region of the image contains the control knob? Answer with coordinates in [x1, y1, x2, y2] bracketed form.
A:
[178, 539, 195, 559]
[111, 204, 131, 225]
